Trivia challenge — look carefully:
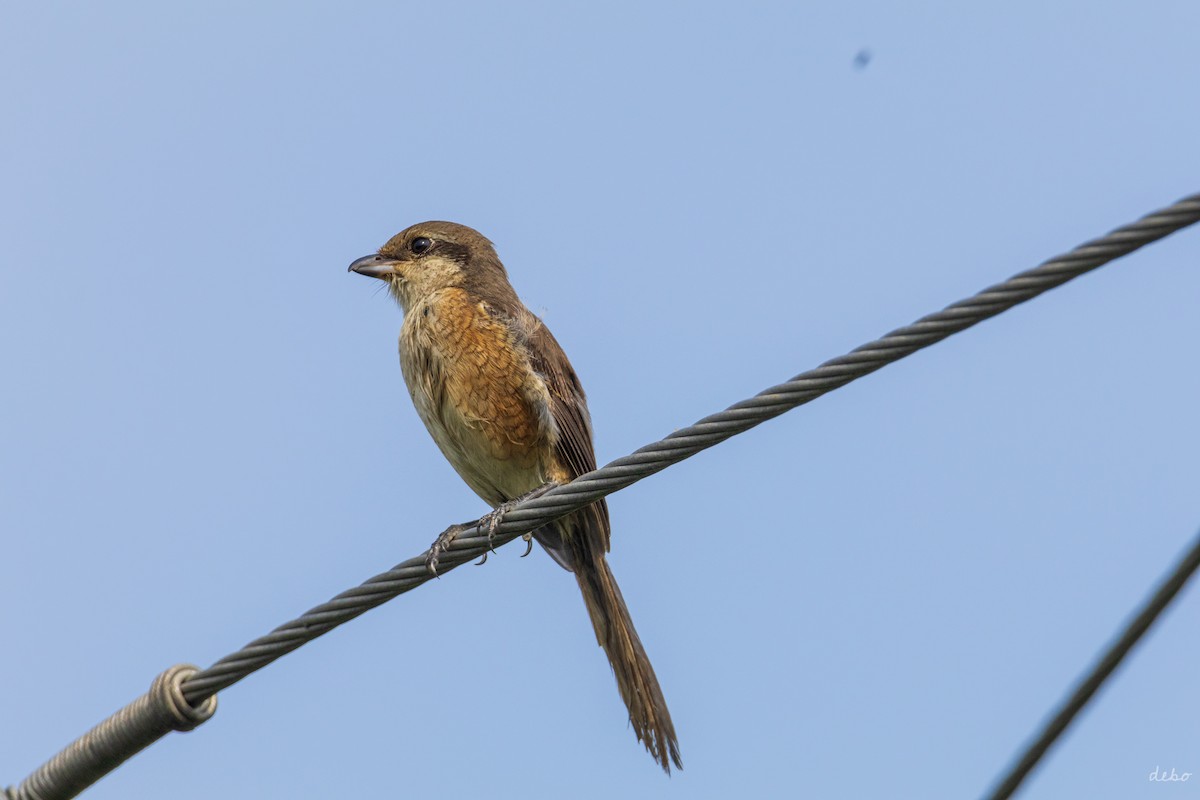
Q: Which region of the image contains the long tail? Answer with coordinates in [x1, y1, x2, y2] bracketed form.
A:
[575, 550, 682, 773]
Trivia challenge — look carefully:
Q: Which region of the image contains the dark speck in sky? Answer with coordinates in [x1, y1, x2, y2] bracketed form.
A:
[854, 49, 872, 69]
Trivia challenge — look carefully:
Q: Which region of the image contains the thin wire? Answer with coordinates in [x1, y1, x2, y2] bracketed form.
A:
[982, 528, 1200, 800]
[180, 193, 1200, 704]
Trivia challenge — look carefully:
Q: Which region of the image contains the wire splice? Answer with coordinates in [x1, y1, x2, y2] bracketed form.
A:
[5, 665, 216, 800]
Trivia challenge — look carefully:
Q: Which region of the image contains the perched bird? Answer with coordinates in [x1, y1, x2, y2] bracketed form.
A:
[349, 222, 681, 772]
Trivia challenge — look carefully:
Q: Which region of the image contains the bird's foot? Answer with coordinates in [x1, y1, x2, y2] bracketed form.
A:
[425, 520, 477, 577]
[479, 481, 561, 554]
[424, 482, 560, 575]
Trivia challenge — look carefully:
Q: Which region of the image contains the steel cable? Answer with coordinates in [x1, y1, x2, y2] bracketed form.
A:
[181, 193, 1200, 704]
[7, 192, 1199, 800]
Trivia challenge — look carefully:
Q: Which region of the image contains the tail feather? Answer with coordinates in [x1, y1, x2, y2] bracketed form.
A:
[576, 552, 682, 773]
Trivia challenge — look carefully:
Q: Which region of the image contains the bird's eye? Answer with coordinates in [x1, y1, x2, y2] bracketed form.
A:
[410, 237, 433, 255]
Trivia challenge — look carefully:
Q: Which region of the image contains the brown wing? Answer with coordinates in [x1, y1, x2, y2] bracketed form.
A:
[524, 315, 612, 553]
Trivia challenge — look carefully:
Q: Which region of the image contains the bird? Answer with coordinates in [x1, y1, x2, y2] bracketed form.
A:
[349, 222, 682, 773]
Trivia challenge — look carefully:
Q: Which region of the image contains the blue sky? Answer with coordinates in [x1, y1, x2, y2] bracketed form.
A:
[2, 2, 1198, 798]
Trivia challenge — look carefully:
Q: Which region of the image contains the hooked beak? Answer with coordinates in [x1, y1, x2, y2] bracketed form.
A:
[348, 253, 401, 279]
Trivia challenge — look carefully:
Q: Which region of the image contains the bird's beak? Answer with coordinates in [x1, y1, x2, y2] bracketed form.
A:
[348, 254, 401, 279]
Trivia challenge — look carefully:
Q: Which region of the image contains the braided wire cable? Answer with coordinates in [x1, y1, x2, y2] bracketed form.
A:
[982, 526, 1200, 799]
[180, 192, 1200, 704]
[7, 193, 1199, 800]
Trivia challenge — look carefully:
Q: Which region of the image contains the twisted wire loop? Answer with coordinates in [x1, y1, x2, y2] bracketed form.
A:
[5, 665, 216, 800]
[179, 192, 1200, 705]
[8, 193, 1200, 799]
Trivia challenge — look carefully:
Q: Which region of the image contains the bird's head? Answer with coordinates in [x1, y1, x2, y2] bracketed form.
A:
[348, 221, 509, 311]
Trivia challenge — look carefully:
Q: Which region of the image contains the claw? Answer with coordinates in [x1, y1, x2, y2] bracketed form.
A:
[475, 552, 489, 566]
[521, 532, 534, 558]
